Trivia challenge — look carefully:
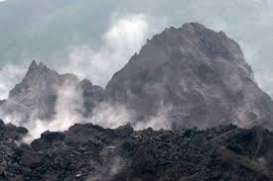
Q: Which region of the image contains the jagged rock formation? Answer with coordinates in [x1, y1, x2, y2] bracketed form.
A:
[0, 61, 105, 124]
[1, 22, 273, 181]
[1, 23, 273, 132]
[0, 120, 273, 181]
[106, 23, 273, 130]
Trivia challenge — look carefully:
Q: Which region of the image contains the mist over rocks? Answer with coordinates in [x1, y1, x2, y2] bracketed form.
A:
[6, 60, 62, 122]
[0, 60, 105, 126]
[1, 22, 273, 139]
[1, 22, 273, 180]
[106, 22, 273, 130]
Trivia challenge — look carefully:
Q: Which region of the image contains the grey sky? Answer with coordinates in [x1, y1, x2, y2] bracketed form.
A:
[0, 0, 272, 98]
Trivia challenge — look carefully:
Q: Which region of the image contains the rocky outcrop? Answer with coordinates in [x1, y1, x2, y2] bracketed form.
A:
[0, 60, 105, 124]
[1, 120, 273, 181]
[3, 61, 62, 122]
[1, 22, 273, 181]
[1, 23, 272, 131]
[0, 119, 28, 180]
[106, 23, 273, 130]
[80, 79, 105, 117]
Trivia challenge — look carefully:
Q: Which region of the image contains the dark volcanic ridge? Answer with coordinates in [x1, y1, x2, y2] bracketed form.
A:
[0, 119, 273, 181]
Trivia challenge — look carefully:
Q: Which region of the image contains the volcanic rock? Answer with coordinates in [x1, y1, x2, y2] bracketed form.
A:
[0, 60, 105, 124]
[106, 23, 273, 130]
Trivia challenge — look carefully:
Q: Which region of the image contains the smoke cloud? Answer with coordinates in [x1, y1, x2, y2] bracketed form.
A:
[22, 79, 84, 142]
[0, 13, 152, 142]
[87, 155, 126, 181]
[22, 14, 150, 141]
[60, 13, 150, 86]
[1, 0, 273, 96]
[134, 102, 172, 131]
[89, 102, 132, 129]
[1, 1, 273, 143]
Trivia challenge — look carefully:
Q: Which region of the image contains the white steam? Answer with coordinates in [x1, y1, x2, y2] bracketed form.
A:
[87, 145, 126, 181]
[61, 13, 149, 86]
[89, 102, 131, 129]
[23, 79, 84, 142]
[0, 13, 151, 141]
[135, 102, 172, 131]
[87, 156, 126, 181]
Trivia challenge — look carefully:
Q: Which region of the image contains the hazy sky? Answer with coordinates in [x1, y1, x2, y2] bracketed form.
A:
[0, 0, 272, 99]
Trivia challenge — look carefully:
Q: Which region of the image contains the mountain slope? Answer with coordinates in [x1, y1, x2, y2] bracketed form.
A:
[0, 60, 104, 124]
[106, 23, 273, 130]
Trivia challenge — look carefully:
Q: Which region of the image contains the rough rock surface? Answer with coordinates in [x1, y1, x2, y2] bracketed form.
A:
[1, 23, 273, 131]
[1, 22, 273, 180]
[0, 120, 273, 181]
[106, 23, 273, 130]
[0, 61, 105, 124]
[0, 119, 28, 180]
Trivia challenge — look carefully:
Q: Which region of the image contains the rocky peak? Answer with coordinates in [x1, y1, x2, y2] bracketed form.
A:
[1, 61, 105, 124]
[23, 60, 58, 84]
[133, 22, 251, 76]
[10, 61, 57, 97]
[28, 60, 38, 70]
[28, 60, 48, 71]
[107, 22, 273, 130]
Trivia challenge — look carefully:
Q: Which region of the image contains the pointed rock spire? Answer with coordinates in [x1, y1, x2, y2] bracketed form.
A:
[24, 60, 58, 82]
[28, 60, 38, 71]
